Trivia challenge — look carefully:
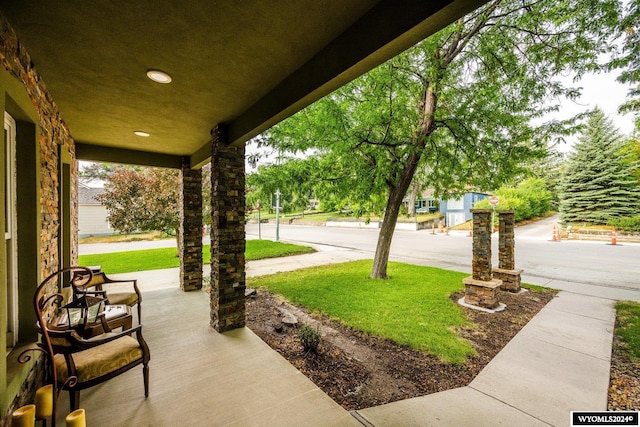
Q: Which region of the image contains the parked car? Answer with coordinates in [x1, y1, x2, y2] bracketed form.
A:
[416, 207, 428, 213]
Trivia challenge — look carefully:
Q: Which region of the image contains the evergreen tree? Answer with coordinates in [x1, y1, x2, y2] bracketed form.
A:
[560, 109, 640, 224]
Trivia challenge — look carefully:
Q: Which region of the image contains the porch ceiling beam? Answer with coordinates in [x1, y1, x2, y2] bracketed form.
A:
[76, 143, 183, 169]
[190, 0, 483, 168]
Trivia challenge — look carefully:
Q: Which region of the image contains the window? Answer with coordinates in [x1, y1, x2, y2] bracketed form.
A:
[446, 197, 464, 210]
[4, 112, 18, 352]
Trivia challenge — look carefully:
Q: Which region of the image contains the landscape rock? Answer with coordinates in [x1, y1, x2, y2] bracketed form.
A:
[277, 307, 298, 325]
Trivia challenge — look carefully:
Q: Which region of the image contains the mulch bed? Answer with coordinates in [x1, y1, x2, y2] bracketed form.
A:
[608, 326, 640, 410]
[245, 287, 557, 410]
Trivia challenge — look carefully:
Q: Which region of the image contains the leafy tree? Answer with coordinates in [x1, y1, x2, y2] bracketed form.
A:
[97, 167, 180, 235]
[78, 162, 117, 183]
[475, 177, 552, 222]
[521, 145, 567, 210]
[559, 109, 640, 224]
[81, 161, 212, 227]
[261, 0, 621, 278]
[620, 126, 640, 183]
[611, 0, 640, 126]
[247, 158, 317, 214]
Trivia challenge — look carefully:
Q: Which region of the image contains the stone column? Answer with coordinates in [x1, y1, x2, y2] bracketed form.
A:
[210, 124, 246, 332]
[463, 209, 502, 309]
[493, 210, 522, 293]
[471, 209, 492, 281]
[498, 211, 515, 270]
[179, 157, 203, 291]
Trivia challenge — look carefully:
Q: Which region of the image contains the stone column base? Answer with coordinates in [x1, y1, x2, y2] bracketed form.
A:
[493, 268, 523, 293]
[463, 277, 503, 309]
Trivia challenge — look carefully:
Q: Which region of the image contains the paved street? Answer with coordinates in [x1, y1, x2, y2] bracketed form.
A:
[245, 220, 640, 300]
[79, 218, 640, 301]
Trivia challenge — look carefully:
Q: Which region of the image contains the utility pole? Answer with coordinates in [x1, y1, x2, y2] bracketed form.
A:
[275, 189, 281, 242]
[257, 200, 261, 240]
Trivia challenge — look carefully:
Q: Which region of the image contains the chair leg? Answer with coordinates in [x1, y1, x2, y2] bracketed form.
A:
[143, 363, 149, 398]
[137, 304, 142, 324]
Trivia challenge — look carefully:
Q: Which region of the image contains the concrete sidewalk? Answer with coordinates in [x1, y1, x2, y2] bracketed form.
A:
[106, 245, 619, 426]
[355, 292, 615, 426]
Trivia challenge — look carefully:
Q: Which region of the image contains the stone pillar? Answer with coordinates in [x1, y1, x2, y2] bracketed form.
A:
[498, 211, 515, 270]
[463, 209, 502, 309]
[210, 124, 246, 332]
[179, 157, 203, 291]
[471, 210, 492, 281]
[493, 210, 523, 293]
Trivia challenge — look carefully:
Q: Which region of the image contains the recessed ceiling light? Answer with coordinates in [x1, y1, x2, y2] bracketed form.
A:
[146, 69, 172, 83]
[134, 131, 150, 137]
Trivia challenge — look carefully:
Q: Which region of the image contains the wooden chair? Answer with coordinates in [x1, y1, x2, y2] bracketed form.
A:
[71, 270, 142, 323]
[34, 266, 150, 417]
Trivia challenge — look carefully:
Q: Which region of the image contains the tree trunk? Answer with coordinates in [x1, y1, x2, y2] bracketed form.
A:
[371, 83, 437, 279]
[371, 153, 423, 279]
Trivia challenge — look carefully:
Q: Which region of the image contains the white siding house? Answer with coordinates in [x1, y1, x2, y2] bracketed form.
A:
[78, 183, 113, 237]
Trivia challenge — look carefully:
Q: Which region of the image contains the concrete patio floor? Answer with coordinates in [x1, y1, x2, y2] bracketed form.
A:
[54, 287, 360, 426]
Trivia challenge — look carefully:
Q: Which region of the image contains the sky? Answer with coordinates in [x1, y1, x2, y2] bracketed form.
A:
[552, 70, 636, 153]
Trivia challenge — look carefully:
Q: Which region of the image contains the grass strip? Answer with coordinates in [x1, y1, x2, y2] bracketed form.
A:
[248, 259, 475, 364]
[615, 301, 640, 360]
[78, 240, 314, 274]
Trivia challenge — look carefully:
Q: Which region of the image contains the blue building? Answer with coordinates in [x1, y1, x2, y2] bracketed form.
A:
[440, 192, 489, 226]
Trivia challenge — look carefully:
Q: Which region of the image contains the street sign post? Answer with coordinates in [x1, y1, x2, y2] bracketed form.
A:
[489, 196, 499, 233]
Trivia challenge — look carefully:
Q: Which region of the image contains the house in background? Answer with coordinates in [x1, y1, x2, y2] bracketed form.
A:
[440, 192, 489, 226]
[415, 189, 439, 213]
[78, 183, 113, 237]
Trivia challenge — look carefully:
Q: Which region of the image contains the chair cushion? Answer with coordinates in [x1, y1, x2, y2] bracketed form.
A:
[108, 292, 138, 306]
[54, 335, 143, 383]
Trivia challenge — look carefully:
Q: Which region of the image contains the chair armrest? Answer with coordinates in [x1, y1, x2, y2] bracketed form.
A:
[74, 289, 107, 298]
[67, 325, 144, 350]
[102, 277, 142, 298]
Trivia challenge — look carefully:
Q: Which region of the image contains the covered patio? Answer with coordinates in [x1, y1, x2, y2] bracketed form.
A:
[52, 285, 359, 426]
[1, 1, 488, 424]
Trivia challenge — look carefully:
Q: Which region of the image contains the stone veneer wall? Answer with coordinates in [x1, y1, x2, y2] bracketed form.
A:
[0, 12, 78, 278]
[210, 125, 246, 332]
[464, 209, 501, 309]
[179, 157, 203, 291]
[1, 12, 78, 422]
[471, 209, 492, 281]
[498, 211, 515, 270]
[494, 210, 522, 293]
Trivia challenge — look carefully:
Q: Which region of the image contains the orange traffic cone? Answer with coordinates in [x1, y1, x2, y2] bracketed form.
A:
[551, 224, 560, 242]
[609, 229, 617, 246]
[431, 223, 435, 235]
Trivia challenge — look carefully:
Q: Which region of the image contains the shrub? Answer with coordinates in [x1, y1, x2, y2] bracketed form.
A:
[299, 324, 321, 354]
[474, 178, 551, 222]
[609, 215, 640, 232]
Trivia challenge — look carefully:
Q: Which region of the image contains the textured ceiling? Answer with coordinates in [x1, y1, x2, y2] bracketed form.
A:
[1, 0, 486, 167]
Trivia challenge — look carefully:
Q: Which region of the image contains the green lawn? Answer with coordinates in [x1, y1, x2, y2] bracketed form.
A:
[615, 301, 640, 360]
[248, 259, 475, 364]
[78, 240, 315, 274]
